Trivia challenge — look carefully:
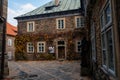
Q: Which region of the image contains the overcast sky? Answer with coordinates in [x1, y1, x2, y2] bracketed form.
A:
[8, 0, 52, 26]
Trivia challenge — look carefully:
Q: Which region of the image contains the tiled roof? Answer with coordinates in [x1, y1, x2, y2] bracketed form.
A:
[6, 23, 17, 36]
[16, 0, 81, 18]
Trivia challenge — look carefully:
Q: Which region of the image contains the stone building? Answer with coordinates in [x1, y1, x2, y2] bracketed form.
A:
[0, 0, 9, 79]
[15, 0, 86, 60]
[6, 23, 17, 60]
[84, 0, 120, 80]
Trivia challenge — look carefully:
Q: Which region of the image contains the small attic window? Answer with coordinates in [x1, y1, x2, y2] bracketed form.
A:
[45, 6, 54, 11]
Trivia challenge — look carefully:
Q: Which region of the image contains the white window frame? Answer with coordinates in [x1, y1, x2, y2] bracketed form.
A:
[8, 39, 12, 46]
[27, 21, 35, 32]
[37, 42, 45, 53]
[100, 0, 115, 75]
[27, 42, 34, 53]
[56, 18, 65, 29]
[75, 16, 84, 28]
[76, 40, 81, 53]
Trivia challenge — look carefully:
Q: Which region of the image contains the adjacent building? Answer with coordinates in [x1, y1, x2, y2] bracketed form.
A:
[15, 0, 85, 60]
[84, 0, 120, 80]
[6, 23, 17, 60]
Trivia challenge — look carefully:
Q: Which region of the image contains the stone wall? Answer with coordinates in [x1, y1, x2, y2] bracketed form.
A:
[18, 15, 77, 34]
[17, 15, 85, 60]
[0, 0, 9, 78]
[87, 0, 120, 80]
[6, 35, 16, 60]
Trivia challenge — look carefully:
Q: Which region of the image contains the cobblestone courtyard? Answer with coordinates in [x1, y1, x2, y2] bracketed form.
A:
[7, 61, 91, 80]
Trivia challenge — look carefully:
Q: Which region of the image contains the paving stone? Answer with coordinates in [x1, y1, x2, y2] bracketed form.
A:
[7, 61, 91, 80]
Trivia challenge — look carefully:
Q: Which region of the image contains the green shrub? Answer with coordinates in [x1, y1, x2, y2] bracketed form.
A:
[38, 53, 55, 60]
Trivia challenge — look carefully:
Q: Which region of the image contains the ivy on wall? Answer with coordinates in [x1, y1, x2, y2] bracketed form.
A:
[15, 29, 85, 60]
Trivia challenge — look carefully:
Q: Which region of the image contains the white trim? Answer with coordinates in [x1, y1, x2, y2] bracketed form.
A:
[27, 42, 34, 53]
[8, 39, 12, 46]
[27, 21, 35, 32]
[56, 18, 65, 29]
[37, 42, 45, 53]
[75, 16, 84, 28]
[56, 40, 66, 59]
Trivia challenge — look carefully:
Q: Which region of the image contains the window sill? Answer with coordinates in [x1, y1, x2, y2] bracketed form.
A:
[101, 66, 116, 78]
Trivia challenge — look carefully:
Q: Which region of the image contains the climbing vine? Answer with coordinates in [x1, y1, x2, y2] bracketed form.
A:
[15, 29, 85, 60]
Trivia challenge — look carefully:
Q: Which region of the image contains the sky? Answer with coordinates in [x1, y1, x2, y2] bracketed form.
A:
[8, 0, 52, 26]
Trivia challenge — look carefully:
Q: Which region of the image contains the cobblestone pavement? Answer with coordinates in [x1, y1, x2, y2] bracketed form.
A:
[7, 61, 91, 80]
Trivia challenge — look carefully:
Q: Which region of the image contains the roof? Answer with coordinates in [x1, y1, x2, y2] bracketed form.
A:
[6, 23, 17, 36]
[16, 0, 81, 18]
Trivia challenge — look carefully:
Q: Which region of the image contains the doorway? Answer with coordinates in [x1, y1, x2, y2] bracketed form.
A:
[57, 41, 66, 59]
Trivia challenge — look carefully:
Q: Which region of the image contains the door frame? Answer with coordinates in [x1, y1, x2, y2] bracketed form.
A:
[56, 40, 66, 60]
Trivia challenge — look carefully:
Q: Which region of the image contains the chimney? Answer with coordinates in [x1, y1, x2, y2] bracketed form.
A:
[55, 0, 59, 6]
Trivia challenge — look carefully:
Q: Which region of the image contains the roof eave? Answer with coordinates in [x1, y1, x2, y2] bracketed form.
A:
[14, 8, 83, 20]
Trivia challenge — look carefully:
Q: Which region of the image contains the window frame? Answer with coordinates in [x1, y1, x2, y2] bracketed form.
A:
[90, 21, 96, 61]
[27, 42, 34, 53]
[75, 16, 84, 28]
[56, 18, 65, 29]
[8, 39, 12, 46]
[27, 21, 35, 32]
[37, 42, 46, 53]
[100, 0, 115, 75]
[76, 40, 81, 53]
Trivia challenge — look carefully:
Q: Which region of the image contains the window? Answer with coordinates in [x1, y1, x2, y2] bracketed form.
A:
[106, 30, 114, 71]
[27, 42, 34, 53]
[27, 22, 35, 32]
[75, 16, 84, 28]
[77, 41, 81, 53]
[105, 4, 111, 24]
[101, 34, 107, 66]
[100, 14, 105, 29]
[56, 18, 65, 29]
[8, 39, 12, 46]
[37, 42, 45, 53]
[100, 1, 115, 74]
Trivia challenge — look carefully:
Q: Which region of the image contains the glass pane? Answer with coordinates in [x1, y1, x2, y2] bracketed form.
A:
[105, 4, 111, 24]
[100, 14, 104, 29]
[58, 41, 64, 45]
[81, 17, 84, 27]
[103, 50, 107, 65]
[102, 34, 105, 48]
[29, 23, 33, 31]
[102, 34, 107, 65]
[106, 29, 114, 71]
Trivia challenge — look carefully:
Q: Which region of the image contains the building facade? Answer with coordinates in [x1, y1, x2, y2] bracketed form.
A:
[15, 0, 86, 60]
[6, 23, 17, 60]
[0, 0, 9, 79]
[84, 0, 120, 80]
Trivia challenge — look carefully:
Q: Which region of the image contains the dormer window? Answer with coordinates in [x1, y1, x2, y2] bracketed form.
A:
[45, 6, 54, 11]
